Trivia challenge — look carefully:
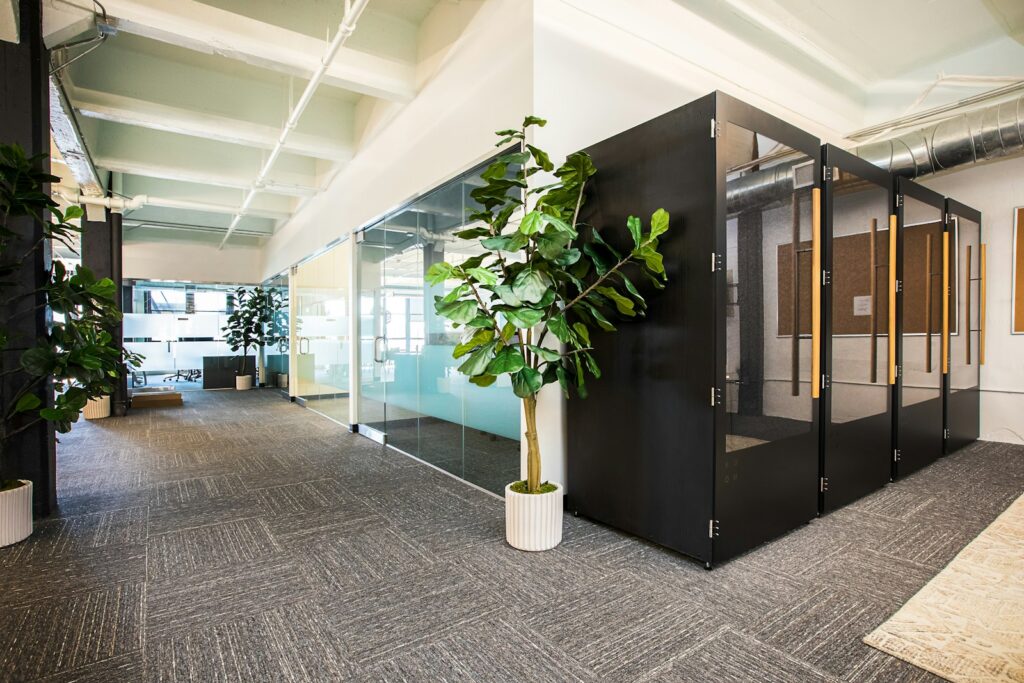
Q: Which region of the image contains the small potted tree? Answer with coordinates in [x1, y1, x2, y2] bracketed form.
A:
[428, 118, 670, 551]
[222, 286, 283, 390]
[1, 143, 141, 546]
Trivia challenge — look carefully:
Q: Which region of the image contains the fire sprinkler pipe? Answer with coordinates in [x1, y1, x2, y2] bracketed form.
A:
[217, 0, 370, 249]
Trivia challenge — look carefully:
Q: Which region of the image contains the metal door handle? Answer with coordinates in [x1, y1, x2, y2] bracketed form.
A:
[373, 336, 385, 363]
[980, 243, 987, 365]
[299, 337, 310, 354]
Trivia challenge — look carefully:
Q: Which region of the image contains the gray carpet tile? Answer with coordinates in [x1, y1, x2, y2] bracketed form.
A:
[146, 517, 281, 581]
[0, 581, 143, 680]
[146, 555, 315, 640]
[145, 602, 350, 682]
[0, 388, 1020, 682]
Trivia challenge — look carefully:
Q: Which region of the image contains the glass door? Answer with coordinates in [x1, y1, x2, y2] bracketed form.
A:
[820, 145, 893, 512]
[292, 241, 351, 424]
[357, 225, 389, 441]
[896, 178, 946, 477]
[946, 200, 981, 452]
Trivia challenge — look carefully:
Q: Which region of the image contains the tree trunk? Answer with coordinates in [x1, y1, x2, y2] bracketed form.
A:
[523, 394, 541, 493]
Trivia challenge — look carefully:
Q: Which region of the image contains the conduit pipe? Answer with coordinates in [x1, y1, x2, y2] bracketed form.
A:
[725, 92, 1024, 213]
[218, 0, 370, 249]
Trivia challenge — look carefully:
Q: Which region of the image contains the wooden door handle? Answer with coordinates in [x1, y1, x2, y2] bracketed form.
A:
[942, 231, 949, 374]
[981, 243, 987, 365]
[888, 215, 897, 384]
[812, 187, 821, 399]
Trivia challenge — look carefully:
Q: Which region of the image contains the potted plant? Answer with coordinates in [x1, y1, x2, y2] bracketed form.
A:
[222, 286, 284, 390]
[428, 117, 670, 551]
[0, 143, 141, 547]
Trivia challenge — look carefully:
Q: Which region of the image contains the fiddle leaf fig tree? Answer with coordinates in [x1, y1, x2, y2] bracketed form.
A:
[0, 143, 142, 492]
[222, 286, 285, 378]
[427, 117, 670, 494]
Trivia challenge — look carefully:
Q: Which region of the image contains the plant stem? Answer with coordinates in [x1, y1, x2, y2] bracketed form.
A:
[563, 255, 632, 313]
[523, 393, 541, 493]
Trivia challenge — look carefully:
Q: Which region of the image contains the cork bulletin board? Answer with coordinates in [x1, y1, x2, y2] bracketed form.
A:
[777, 221, 955, 336]
[1015, 207, 1024, 334]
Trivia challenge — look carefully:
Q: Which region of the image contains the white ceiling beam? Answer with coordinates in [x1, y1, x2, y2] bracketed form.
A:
[48, 75, 104, 196]
[99, 0, 416, 102]
[71, 86, 354, 162]
[93, 156, 317, 198]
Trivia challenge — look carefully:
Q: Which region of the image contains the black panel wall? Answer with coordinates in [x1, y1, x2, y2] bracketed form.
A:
[0, 0, 57, 514]
[567, 92, 821, 567]
[82, 207, 128, 416]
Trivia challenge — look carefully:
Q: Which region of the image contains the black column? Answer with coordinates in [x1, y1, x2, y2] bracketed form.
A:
[0, 0, 57, 514]
[82, 206, 128, 416]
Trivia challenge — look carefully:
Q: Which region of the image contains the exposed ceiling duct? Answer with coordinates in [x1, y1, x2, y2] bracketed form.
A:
[725, 92, 1024, 213]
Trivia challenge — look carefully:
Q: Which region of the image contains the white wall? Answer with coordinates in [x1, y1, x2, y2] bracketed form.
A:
[921, 156, 1024, 444]
[260, 0, 533, 279]
[123, 239, 263, 284]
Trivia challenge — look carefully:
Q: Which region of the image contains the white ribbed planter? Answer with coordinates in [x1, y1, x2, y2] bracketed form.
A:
[505, 482, 563, 551]
[0, 480, 32, 547]
[82, 395, 111, 420]
[235, 375, 253, 390]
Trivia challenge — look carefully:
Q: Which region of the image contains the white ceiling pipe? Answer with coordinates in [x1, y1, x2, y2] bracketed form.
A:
[218, 0, 369, 249]
[55, 188, 286, 221]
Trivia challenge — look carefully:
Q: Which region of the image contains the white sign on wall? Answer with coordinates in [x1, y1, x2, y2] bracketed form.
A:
[853, 295, 872, 317]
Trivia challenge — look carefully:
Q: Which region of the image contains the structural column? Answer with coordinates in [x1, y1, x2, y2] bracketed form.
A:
[82, 207, 128, 416]
[0, 0, 57, 514]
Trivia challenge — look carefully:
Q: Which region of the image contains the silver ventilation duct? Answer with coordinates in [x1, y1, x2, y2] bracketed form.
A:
[726, 93, 1024, 212]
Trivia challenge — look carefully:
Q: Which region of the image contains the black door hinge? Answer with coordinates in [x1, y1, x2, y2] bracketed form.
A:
[708, 519, 720, 538]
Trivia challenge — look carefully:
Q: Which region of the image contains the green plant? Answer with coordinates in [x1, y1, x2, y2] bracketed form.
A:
[222, 286, 285, 377]
[427, 117, 670, 494]
[0, 143, 142, 492]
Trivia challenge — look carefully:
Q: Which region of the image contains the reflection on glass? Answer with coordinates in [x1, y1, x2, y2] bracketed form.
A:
[901, 196, 944, 407]
[829, 170, 890, 423]
[262, 271, 289, 394]
[950, 216, 980, 392]
[724, 123, 814, 452]
[293, 241, 351, 425]
[121, 280, 250, 390]
[356, 157, 522, 494]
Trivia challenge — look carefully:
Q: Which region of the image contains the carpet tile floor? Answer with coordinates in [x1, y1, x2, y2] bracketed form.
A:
[0, 389, 1021, 681]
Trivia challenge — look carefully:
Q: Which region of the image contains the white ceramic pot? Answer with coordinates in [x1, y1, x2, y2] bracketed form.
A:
[82, 395, 111, 420]
[235, 375, 253, 390]
[0, 480, 33, 547]
[505, 482, 563, 551]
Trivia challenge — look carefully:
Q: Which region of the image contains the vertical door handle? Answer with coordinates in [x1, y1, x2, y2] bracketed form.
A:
[811, 187, 821, 399]
[980, 243, 987, 365]
[942, 231, 949, 374]
[888, 214, 897, 385]
[373, 336, 385, 363]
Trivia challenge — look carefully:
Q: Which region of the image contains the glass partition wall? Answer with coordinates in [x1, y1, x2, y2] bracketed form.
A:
[355, 156, 521, 494]
[122, 280, 243, 390]
[262, 271, 290, 395]
[291, 241, 352, 424]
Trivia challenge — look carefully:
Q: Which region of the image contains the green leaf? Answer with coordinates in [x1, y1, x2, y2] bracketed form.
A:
[485, 347, 526, 375]
[64, 205, 84, 220]
[526, 144, 553, 171]
[502, 307, 544, 329]
[527, 344, 561, 362]
[469, 374, 498, 387]
[466, 315, 496, 328]
[596, 285, 636, 316]
[635, 245, 665, 275]
[481, 232, 529, 252]
[617, 272, 645, 306]
[583, 242, 611, 276]
[572, 322, 591, 346]
[627, 216, 642, 247]
[435, 299, 479, 325]
[582, 301, 616, 331]
[426, 262, 456, 285]
[650, 208, 670, 239]
[491, 284, 524, 307]
[467, 267, 499, 286]
[522, 115, 547, 128]
[511, 366, 543, 398]
[547, 315, 572, 344]
[535, 231, 571, 260]
[458, 342, 496, 376]
[14, 393, 41, 413]
[553, 248, 581, 267]
[454, 328, 494, 358]
[454, 226, 490, 239]
[511, 268, 550, 304]
[519, 211, 544, 235]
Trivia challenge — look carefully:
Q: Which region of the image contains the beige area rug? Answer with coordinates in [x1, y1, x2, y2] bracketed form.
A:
[864, 494, 1024, 682]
